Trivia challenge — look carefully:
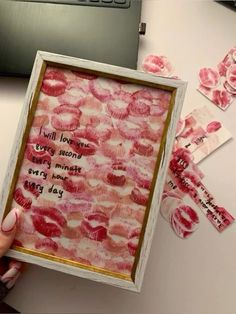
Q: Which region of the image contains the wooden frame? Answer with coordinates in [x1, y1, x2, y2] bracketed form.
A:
[0, 51, 187, 292]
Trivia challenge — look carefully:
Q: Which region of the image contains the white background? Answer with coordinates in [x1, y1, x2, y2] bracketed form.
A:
[1, 1, 236, 313]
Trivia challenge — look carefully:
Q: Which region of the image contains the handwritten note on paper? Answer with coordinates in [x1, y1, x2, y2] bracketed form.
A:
[142, 52, 235, 235]
[10, 66, 173, 276]
[162, 110, 233, 237]
[167, 148, 235, 232]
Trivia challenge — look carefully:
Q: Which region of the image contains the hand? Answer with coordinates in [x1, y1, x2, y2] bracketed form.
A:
[0, 208, 22, 295]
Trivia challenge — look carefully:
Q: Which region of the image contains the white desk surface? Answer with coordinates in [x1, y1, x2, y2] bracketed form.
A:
[1, 1, 236, 313]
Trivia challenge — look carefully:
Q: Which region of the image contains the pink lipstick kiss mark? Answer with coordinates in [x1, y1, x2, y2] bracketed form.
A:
[206, 121, 222, 133]
[58, 201, 92, 214]
[84, 124, 112, 144]
[132, 140, 154, 157]
[72, 71, 97, 80]
[35, 238, 58, 252]
[127, 232, 140, 256]
[149, 104, 166, 117]
[23, 180, 40, 198]
[53, 104, 81, 116]
[130, 187, 148, 206]
[51, 104, 81, 131]
[127, 166, 151, 190]
[89, 77, 120, 102]
[107, 98, 129, 120]
[25, 145, 51, 164]
[51, 114, 79, 131]
[212, 90, 231, 109]
[63, 178, 86, 194]
[106, 172, 126, 187]
[13, 188, 32, 210]
[79, 97, 103, 115]
[29, 135, 57, 155]
[106, 90, 131, 120]
[85, 212, 109, 225]
[141, 124, 163, 142]
[226, 64, 236, 90]
[170, 205, 199, 239]
[13, 239, 23, 247]
[224, 81, 236, 95]
[31, 214, 62, 237]
[176, 170, 200, 196]
[108, 223, 130, 240]
[218, 48, 236, 76]
[102, 237, 127, 253]
[199, 68, 220, 89]
[169, 148, 192, 174]
[31, 206, 66, 227]
[117, 120, 141, 140]
[112, 161, 126, 171]
[41, 70, 67, 97]
[142, 54, 173, 77]
[160, 196, 182, 222]
[80, 220, 107, 242]
[128, 97, 151, 117]
[136, 174, 151, 190]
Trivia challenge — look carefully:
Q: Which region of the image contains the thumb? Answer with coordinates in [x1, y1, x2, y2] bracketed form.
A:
[0, 208, 21, 257]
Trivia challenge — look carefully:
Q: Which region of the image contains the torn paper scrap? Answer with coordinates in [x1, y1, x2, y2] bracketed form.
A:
[142, 54, 173, 77]
[161, 195, 199, 239]
[197, 47, 236, 110]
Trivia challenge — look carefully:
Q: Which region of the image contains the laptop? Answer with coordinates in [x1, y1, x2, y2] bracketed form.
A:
[0, 0, 142, 76]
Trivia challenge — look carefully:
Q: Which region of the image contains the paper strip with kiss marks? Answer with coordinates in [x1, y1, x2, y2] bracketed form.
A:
[167, 148, 234, 232]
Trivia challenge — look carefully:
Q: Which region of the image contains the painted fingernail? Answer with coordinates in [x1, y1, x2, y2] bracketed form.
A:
[6, 272, 21, 289]
[1, 267, 19, 283]
[1, 208, 21, 233]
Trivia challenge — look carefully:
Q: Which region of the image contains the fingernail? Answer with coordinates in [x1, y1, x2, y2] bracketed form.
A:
[1, 208, 21, 233]
[1, 267, 19, 283]
[6, 272, 21, 289]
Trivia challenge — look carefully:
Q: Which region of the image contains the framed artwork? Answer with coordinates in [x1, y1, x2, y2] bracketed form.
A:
[0, 51, 186, 291]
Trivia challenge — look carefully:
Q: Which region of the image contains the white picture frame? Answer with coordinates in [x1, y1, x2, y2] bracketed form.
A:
[0, 51, 187, 292]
